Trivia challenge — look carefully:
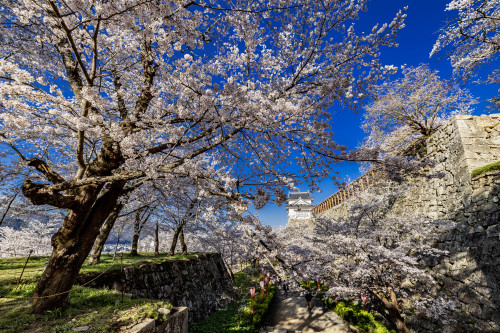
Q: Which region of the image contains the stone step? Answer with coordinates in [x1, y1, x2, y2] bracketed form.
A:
[260, 326, 302, 333]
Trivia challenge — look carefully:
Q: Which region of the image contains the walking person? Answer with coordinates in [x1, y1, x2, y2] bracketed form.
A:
[305, 290, 313, 310]
[282, 281, 289, 298]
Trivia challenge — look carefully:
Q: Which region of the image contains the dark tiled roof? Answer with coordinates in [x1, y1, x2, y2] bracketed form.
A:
[286, 204, 315, 209]
[288, 192, 311, 200]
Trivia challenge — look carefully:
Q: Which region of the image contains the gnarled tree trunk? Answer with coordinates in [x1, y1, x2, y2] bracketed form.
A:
[88, 203, 124, 265]
[29, 181, 125, 313]
[371, 287, 410, 333]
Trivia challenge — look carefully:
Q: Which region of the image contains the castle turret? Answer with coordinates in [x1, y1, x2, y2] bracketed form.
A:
[286, 192, 315, 228]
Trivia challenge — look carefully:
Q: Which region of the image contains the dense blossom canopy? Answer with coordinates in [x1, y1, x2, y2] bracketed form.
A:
[361, 64, 475, 157]
[0, 0, 406, 204]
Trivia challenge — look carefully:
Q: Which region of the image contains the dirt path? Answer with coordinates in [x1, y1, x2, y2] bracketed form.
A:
[262, 286, 352, 333]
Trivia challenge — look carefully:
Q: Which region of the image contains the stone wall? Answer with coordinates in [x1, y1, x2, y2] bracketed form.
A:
[404, 114, 500, 220]
[429, 170, 500, 332]
[316, 114, 500, 331]
[77, 253, 236, 323]
[401, 115, 500, 331]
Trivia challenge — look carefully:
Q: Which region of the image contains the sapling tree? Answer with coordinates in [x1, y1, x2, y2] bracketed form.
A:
[0, 0, 407, 312]
[361, 64, 476, 157]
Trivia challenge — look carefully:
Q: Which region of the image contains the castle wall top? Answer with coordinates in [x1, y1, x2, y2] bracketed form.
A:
[316, 113, 500, 218]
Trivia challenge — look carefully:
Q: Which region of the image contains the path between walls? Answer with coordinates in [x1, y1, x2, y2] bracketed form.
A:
[261, 286, 353, 333]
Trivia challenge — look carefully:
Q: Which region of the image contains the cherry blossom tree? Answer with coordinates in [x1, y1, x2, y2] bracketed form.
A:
[431, 0, 500, 81]
[266, 185, 457, 332]
[0, 0, 407, 312]
[87, 203, 124, 265]
[361, 64, 476, 157]
[0, 219, 59, 257]
[152, 182, 201, 256]
[431, 0, 500, 109]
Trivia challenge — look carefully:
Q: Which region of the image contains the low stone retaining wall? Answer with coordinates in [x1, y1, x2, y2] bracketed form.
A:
[77, 253, 236, 322]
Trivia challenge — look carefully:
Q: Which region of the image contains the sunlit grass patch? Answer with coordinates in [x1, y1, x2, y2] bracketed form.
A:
[0, 282, 171, 333]
[471, 160, 500, 177]
[0, 252, 204, 332]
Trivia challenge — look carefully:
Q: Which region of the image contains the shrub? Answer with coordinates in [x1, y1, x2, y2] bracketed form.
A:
[333, 301, 394, 333]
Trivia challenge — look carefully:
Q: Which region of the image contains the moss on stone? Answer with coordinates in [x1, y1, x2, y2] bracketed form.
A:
[471, 160, 500, 178]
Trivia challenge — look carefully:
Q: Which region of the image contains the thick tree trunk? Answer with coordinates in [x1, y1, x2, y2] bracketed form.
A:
[179, 227, 187, 255]
[88, 203, 123, 265]
[31, 182, 124, 314]
[168, 226, 182, 256]
[154, 220, 159, 255]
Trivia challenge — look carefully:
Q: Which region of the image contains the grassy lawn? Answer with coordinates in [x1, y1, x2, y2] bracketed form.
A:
[0, 252, 201, 285]
[0, 252, 197, 333]
[0, 283, 171, 333]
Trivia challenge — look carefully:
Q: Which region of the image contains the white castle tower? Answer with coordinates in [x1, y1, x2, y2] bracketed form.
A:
[286, 192, 315, 228]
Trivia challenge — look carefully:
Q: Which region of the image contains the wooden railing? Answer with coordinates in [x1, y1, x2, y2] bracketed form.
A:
[312, 170, 386, 214]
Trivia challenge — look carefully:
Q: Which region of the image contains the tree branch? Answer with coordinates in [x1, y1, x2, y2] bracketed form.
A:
[27, 158, 65, 184]
[21, 180, 76, 209]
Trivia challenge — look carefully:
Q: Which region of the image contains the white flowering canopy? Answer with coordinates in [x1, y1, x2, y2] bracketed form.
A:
[0, 0, 407, 208]
[431, 0, 500, 82]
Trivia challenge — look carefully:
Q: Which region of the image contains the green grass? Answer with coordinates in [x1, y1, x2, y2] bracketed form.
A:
[0, 252, 199, 332]
[471, 160, 500, 177]
[190, 269, 276, 333]
[0, 252, 201, 285]
[0, 255, 51, 285]
[0, 283, 171, 333]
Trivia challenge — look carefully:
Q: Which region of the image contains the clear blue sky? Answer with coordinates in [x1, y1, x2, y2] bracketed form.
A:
[256, 0, 500, 227]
